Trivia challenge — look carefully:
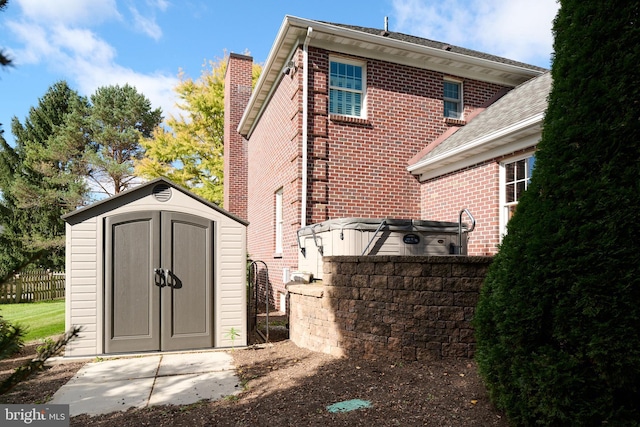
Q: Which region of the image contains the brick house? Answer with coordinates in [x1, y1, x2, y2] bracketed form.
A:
[224, 16, 548, 308]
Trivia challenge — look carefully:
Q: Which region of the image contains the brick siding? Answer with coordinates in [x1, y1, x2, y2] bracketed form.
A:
[226, 46, 509, 306]
[419, 147, 537, 255]
[224, 53, 253, 220]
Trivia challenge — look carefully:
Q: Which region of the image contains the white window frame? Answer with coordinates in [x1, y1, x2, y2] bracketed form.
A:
[499, 153, 536, 239]
[275, 188, 283, 255]
[443, 79, 463, 119]
[329, 56, 366, 118]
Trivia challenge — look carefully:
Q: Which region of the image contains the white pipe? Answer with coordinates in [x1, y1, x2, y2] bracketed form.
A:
[301, 27, 313, 228]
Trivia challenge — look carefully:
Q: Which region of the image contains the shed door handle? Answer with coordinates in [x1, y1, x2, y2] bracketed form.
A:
[154, 268, 166, 287]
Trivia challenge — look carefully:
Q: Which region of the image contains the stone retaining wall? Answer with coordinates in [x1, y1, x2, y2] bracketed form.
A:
[287, 256, 492, 361]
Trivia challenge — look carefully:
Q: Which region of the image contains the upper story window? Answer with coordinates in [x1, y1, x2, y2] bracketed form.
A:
[500, 154, 536, 237]
[443, 80, 462, 119]
[329, 58, 365, 118]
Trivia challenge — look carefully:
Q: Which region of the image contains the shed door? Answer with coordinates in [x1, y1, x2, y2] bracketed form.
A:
[105, 211, 214, 353]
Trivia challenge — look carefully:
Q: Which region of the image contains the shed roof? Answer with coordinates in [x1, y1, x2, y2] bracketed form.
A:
[62, 177, 249, 226]
[408, 72, 552, 181]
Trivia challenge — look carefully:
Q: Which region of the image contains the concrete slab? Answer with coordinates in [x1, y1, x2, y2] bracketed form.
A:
[148, 370, 240, 406]
[71, 356, 162, 382]
[157, 352, 234, 375]
[50, 377, 155, 417]
[49, 351, 240, 417]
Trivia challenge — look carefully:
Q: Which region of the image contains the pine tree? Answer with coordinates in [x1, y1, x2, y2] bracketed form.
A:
[0, 0, 12, 68]
[474, 1, 640, 425]
[0, 82, 89, 272]
[85, 84, 162, 195]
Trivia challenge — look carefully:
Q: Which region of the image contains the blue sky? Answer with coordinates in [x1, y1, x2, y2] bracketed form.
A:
[0, 0, 559, 146]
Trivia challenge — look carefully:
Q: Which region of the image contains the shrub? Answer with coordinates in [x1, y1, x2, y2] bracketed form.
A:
[475, 1, 640, 425]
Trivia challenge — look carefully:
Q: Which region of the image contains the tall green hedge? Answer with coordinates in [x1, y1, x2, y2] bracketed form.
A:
[474, 1, 640, 425]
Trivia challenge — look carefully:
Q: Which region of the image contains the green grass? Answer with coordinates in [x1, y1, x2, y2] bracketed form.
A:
[0, 300, 65, 342]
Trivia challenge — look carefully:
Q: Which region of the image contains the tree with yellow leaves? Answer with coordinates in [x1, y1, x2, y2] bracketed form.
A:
[136, 55, 261, 205]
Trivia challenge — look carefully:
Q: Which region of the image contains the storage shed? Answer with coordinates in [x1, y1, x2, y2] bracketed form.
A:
[62, 178, 248, 356]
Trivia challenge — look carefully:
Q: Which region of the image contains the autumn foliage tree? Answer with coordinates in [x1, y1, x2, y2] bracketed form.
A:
[136, 55, 261, 204]
[474, 1, 640, 425]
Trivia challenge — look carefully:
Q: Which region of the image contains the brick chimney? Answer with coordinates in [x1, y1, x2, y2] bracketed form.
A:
[224, 53, 253, 220]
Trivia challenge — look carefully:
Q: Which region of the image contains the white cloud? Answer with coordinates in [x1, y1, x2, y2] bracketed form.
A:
[5, 21, 55, 64]
[391, 0, 559, 67]
[51, 25, 116, 64]
[152, 0, 170, 12]
[15, 0, 120, 25]
[72, 60, 179, 119]
[129, 6, 163, 40]
[5, 0, 179, 119]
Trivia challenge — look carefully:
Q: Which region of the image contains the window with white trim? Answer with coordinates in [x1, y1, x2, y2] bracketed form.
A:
[275, 188, 283, 255]
[500, 154, 536, 237]
[443, 80, 462, 119]
[329, 58, 365, 117]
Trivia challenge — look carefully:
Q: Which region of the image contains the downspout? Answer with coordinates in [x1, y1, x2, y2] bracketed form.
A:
[301, 27, 313, 228]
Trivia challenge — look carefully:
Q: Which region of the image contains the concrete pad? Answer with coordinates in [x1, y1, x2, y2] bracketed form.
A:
[49, 351, 240, 417]
[71, 356, 162, 383]
[148, 370, 240, 406]
[50, 377, 155, 417]
[157, 352, 234, 375]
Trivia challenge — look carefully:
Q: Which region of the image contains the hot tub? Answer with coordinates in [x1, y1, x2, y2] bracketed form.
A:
[297, 214, 474, 280]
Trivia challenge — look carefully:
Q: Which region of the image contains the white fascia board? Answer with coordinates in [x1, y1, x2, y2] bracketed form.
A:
[238, 16, 308, 137]
[408, 112, 544, 180]
[238, 15, 544, 138]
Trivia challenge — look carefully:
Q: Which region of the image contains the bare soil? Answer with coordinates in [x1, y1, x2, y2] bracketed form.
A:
[0, 327, 508, 426]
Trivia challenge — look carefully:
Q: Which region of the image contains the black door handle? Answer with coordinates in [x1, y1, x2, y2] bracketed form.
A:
[154, 268, 166, 287]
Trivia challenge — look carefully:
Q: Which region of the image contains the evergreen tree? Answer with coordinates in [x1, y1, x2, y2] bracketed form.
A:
[0, 0, 12, 68]
[474, 1, 640, 425]
[0, 82, 89, 272]
[85, 84, 162, 196]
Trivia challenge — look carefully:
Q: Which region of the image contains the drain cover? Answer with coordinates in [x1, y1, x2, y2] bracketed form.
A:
[326, 399, 372, 413]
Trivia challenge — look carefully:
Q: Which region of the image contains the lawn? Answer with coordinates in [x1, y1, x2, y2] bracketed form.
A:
[0, 300, 65, 342]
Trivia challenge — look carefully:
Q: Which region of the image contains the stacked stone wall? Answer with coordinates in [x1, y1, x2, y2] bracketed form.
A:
[288, 256, 492, 360]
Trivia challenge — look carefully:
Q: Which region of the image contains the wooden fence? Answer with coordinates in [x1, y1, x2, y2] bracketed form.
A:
[0, 271, 65, 303]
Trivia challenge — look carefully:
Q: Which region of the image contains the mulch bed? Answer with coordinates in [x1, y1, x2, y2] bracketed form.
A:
[0, 324, 508, 426]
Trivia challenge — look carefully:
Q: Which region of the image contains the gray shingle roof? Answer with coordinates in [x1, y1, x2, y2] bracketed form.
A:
[415, 71, 552, 164]
[324, 22, 548, 73]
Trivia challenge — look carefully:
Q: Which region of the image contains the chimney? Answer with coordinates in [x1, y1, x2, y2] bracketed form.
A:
[224, 53, 253, 221]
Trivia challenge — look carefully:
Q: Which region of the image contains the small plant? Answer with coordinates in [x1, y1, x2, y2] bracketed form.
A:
[225, 327, 241, 350]
[36, 338, 55, 356]
[0, 321, 80, 395]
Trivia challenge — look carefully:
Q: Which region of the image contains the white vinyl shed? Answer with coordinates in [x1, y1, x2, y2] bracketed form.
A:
[62, 178, 248, 357]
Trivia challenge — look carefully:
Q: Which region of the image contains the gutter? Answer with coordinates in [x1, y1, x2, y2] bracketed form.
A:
[301, 26, 313, 228]
[407, 112, 544, 175]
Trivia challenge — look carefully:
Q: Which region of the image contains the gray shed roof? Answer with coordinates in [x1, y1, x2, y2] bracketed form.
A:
[408, 72, 552, 180]
[62, 177, 249, 226]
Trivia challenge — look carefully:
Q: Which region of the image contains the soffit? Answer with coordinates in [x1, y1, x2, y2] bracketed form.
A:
[238, 16, 546, 137]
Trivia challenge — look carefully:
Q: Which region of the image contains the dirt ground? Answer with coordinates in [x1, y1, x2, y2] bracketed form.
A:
[0, 323, 508, 427]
